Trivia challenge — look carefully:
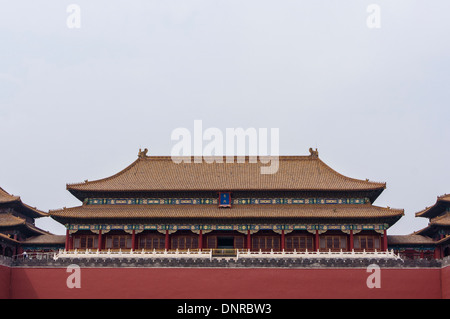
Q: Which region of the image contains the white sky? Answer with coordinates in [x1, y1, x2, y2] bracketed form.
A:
[0, 1, 449, 235]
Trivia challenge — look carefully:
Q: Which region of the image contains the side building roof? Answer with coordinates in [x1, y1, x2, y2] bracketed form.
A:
[388, 234, 436, 246]
[415, 194, 450, 219]
[0, 187, 47, 218]
[0, 213, 49, 237]
[22, 234, 66, 245]
[0, 187, 20, 204]
[415, 212, 450, 236]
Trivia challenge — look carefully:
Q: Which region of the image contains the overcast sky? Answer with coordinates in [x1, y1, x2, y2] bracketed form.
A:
[0, 1, 449, 235]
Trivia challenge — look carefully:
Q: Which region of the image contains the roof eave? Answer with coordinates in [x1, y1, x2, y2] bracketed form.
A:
[67, 186, 386, 202]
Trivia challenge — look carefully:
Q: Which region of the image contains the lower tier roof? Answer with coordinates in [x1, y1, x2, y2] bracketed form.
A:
[50, 204, 403, 224]
[0, 213, 26, 227]
[0, 212, 51, 237]
[387, 234, 436, 246]
[22, 234, 66, 245]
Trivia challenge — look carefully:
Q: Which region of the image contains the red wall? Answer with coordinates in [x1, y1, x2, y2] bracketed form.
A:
[442, 264, 450, 299]
[0, 265, 11, 299]
[8, 267, 443, 299]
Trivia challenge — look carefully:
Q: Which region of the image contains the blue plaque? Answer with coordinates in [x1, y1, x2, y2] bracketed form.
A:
[219, 192, 231, 207]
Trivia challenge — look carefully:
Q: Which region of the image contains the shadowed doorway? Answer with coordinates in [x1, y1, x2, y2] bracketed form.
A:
[217, 236, 234, 249]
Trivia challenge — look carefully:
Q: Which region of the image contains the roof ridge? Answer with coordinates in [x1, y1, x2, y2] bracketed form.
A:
[379, 206, 405, 212]
[315, 158, 386, 187]
[67, 158, 141, 188]
[140, 155, 315, 160]
[438, 193, 450, 200]
[415, 206, 430, 217]
[0, 186, 21, 202]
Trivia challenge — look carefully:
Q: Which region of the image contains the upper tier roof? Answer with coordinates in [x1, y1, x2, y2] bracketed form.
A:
[67, 150, 386, 201]
[0, 187, 47, 218]
[0, 187, 20, 204]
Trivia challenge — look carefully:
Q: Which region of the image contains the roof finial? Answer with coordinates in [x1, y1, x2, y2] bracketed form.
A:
[309, 147, 319, 158]
[138, 148, 149, 159]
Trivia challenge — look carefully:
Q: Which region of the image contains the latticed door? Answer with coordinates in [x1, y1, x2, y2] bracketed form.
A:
[252, 236, 280, 251]
[320, 235, 347, 251]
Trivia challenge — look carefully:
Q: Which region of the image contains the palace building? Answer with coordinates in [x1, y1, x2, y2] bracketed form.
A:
[49, 148, 404, 255]
[389, 194, 450, 259]
[0, 187, 64, 257]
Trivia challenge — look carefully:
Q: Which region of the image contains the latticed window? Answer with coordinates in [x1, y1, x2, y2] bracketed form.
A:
[285, 236, 313, 251]
[354, 235, 380, 251]
[234, 236, 245, 249]
[207, 236, 217, 249]
[105, 235, 132, 249]
[138, 235, 165, 250]
[252, 236, 280, 251]
[74, 236, 98, 249]
[171, 236, 198, 250]
[320, 235, 347, 251]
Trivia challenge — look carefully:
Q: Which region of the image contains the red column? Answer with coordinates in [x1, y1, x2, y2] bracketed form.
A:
[434, 246, 441, 259]
[69, 234, 74, 250]
[349, 230, 354, 251]
[383, 230, 388, 251]
[281, 230, 285, 251]
[65, 229, 70, 251]
[98, 230, 102, 251]
[247, 230, 251, 251]
[165, 230, 169, 251]
[17, 245, 23, 256]
[199, 230, 203, 251]
[315, 230, 319, 251]
[131, 229, 136, 251]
